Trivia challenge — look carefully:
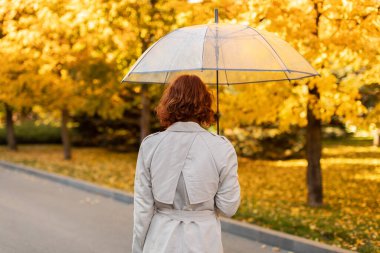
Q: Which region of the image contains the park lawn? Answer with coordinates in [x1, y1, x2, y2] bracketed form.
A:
[0, 139, 378, 252]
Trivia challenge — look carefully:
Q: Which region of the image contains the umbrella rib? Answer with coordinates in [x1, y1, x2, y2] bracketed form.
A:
[207, 25, 248, 39]
[219, 40, 230, 85]
[163, 71, 169, 84]
[224, 69, 230, 86]
[249, 27, 291, 82]
[201, 25, 209, 71]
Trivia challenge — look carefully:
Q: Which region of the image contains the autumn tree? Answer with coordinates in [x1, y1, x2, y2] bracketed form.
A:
[0, 0, 130, 159]
[219, 0, 379, 206]
[0, 0, 43, 151]
[32, 0, 132, 159]
[121, 0, 189, 141]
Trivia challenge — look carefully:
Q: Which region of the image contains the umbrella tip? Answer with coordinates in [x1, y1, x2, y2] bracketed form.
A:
[214, 8, 218, 23]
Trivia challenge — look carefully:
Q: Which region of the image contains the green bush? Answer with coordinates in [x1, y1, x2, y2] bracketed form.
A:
[224, 125, 305, 160]
[224, 123, 351, 160]
[0, 121, 61, 144]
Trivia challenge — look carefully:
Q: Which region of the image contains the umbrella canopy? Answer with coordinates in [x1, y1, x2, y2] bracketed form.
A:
[122, 16, 318, 135]
[122, 23, 318, 85]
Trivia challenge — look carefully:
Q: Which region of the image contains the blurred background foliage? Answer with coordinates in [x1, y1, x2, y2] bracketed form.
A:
[0, 0, 379, 251]
[0, 0, 379, 157]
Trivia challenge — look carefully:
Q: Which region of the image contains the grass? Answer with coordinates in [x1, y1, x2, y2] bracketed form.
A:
[0, 137, 378, 252]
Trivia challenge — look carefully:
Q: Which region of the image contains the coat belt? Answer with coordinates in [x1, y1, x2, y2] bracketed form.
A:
[155, 208, 217, 222]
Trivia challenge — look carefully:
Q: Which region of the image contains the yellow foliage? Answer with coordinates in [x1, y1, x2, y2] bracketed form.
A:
[1, 0, 379, 130]
[215, 0, 380, 132]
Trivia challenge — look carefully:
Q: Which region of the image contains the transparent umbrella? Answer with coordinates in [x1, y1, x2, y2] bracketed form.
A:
[122, 10, 318, 134]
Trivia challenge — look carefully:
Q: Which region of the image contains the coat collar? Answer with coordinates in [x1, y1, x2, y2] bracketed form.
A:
[166, 121, 207, 132]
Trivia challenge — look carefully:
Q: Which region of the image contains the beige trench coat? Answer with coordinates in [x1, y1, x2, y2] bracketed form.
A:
[132, 121, 241, 253]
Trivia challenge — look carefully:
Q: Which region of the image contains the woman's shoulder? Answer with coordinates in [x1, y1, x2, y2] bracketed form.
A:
[200, 131, 234, 147]
[199, 132, 236, 162]
[141, 131, 165, 146]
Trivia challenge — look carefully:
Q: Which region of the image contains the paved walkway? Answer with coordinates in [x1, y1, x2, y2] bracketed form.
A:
[0, 165, 288, 253]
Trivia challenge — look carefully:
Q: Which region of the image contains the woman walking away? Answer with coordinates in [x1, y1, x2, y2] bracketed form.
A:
[132, 74, 241, 253]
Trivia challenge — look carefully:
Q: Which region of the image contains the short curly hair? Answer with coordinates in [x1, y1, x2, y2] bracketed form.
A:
[155, 74, 216, 128]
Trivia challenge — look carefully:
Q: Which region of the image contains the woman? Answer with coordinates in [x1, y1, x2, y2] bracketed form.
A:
[132, 74, 240, 253]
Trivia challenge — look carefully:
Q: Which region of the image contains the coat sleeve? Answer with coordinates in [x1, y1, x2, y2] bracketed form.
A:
[132, 142, 155, 253]
[215, 142, 241, 218]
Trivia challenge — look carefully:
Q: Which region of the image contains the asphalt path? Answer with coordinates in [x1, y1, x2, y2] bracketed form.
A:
[0, 165, 289, 253]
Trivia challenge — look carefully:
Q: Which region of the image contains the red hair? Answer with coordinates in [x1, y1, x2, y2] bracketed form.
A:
[155, 75, 215, 128]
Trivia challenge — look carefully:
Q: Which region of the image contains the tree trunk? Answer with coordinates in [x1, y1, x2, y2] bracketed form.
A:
[137, 1, 159, 143]
[4, 103, 17, 151]
[140, 83, 150, 142]
[373, 128, 379, 147]
[306, 86, 323, 207]
[61, 108, 72, 160]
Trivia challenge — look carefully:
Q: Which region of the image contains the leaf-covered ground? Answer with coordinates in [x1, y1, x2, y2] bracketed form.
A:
[0, 138, 378, 252]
